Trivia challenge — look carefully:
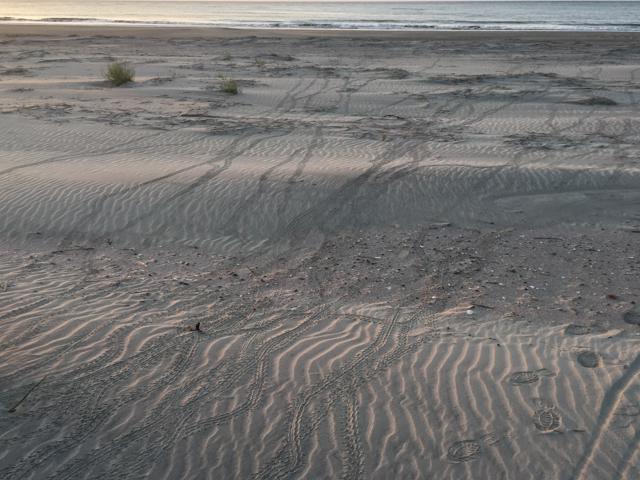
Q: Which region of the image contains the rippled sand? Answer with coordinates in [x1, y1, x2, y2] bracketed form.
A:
[0, 26, 639, 479]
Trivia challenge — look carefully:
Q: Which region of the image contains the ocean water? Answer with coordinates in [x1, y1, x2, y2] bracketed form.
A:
[1, 1, 640, 32]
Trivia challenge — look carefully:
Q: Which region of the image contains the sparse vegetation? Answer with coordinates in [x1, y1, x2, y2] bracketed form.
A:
[255, 58, 266, 68]
[570, 96, 618, 106]
[219, 75, 239, 95]
[222, 53, 232, 61]
[3, 67, 30, 76]
[104, 61, 135, 86]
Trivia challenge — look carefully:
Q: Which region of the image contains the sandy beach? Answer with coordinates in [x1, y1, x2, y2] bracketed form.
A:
[0, 25, 639, 479]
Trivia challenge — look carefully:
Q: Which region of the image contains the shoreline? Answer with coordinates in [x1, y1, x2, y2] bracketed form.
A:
[3, 23, 640, 42]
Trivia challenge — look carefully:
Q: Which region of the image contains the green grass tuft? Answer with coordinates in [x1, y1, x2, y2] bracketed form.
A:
[219, 75, 239, 95]
[104, 61, 135, 86]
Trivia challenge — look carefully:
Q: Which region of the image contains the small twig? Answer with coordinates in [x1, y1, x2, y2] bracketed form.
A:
[8, 375, 48, 413]
[472, 303, 495, 310]
[247, 267, 258, 277]
[533, 237, 564, 241]
[187, 322, 201, 332]
[51, 246, 95, 255]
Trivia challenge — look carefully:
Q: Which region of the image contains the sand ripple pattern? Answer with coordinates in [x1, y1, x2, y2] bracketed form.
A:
[0, 241, 638, 479]
[1, 31, 640, 480]
[1, 114, 639, 253]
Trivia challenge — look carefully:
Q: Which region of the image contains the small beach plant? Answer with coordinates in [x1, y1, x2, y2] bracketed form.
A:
[219, 75, 239, 95]
[104, 61, 135, 86]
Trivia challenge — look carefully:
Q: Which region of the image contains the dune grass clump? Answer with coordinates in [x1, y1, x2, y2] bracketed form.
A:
[104, 61, 135, 86]
[219, 75, 239, 95]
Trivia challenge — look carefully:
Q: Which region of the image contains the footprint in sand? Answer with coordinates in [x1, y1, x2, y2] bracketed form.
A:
[612, 403, 640, 429]
[532, 399, 562, 433]
[533, 409, 561, 432]
[508, 368, 554, 386]
[623, 309, 640, 326]
[447, 440, 481, 463]
[446, 432, 505, 463]
[577, 350, 600, 368]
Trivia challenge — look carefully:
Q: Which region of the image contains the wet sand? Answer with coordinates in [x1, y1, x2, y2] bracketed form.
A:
[0, 26, 639, 479]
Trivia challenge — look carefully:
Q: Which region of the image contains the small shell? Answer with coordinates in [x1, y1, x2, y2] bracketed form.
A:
[565, 324, 592, 336]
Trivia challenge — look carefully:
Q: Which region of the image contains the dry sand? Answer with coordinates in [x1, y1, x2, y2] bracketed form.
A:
[0, 26, 639, 479]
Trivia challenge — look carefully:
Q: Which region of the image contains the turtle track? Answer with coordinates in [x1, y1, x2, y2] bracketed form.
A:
[253, 307, 438, 480]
